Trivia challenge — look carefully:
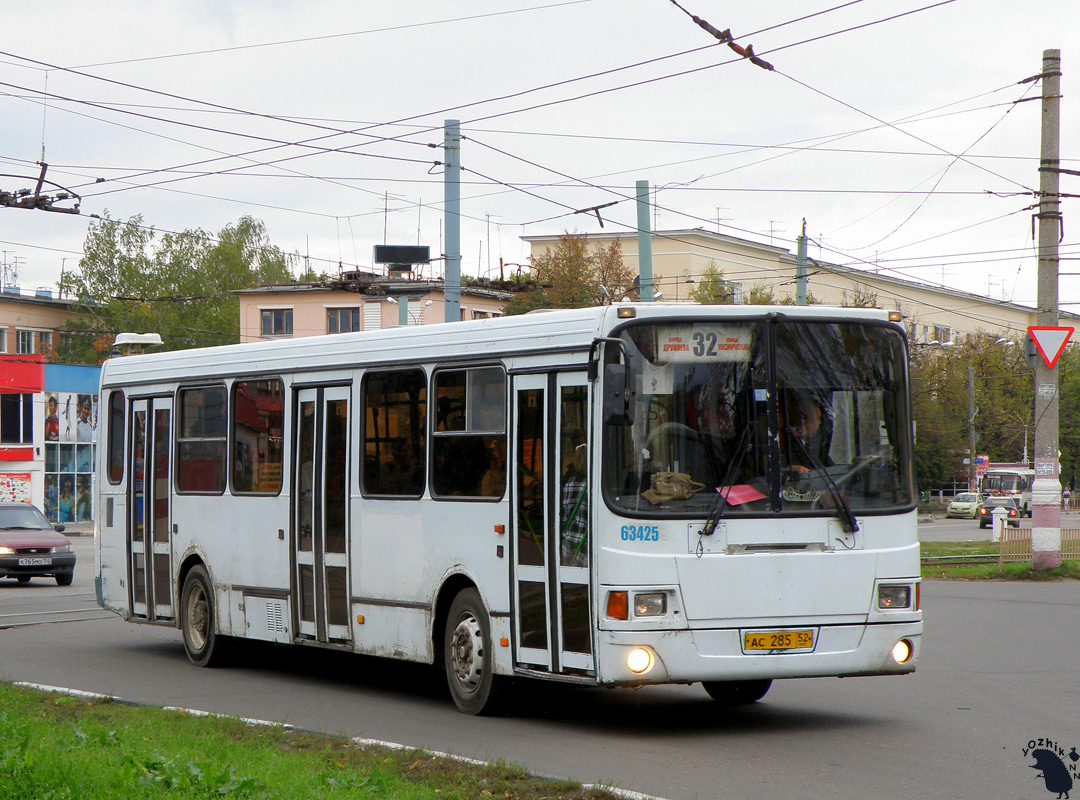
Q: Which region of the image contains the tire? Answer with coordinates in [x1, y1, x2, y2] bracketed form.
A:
[444, 588, 503, 715]
[702, 679, 773, 706]
[55, 573, 73, 586]
[16, 575, 30, 584]
[180, 565, 230, 667]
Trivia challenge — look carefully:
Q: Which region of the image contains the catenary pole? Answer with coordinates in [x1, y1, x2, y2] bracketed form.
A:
[1032, 49, 1062, 570]
[636, 180, 654, 302]
[443, 120, 461, 323]
[795, 218, 807, 305]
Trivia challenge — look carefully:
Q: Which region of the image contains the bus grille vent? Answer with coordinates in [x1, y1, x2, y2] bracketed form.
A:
[266, 602, 286, 633]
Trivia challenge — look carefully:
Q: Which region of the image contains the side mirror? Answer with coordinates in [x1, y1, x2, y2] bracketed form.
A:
[54, 524, 66, 533]
[603, 363, 635, 426]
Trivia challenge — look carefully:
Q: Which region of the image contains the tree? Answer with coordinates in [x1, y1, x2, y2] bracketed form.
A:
[57, 214, 295, 360]
[503, 233, 633, 315]
[688, 261, 736, 304]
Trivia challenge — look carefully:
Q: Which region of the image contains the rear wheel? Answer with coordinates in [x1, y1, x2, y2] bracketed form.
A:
[444, 588, 503, 715]
[55, 573, 73, 586]
[702, 679, 773, 706]
[180, 565, 230, 667]
[16, 575, 30, 584]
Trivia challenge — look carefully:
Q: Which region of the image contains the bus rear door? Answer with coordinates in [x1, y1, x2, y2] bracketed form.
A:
[128, 396, 174, 621]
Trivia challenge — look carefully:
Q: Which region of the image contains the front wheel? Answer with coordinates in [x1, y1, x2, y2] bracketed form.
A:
[444, 588, 503, 715]
[55, 573, 73, 586]
[702, 679, 773, 706]
[180, 565, 230, 667]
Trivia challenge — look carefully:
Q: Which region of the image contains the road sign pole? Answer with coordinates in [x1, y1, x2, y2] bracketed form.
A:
[1031, 49, 1062, 570]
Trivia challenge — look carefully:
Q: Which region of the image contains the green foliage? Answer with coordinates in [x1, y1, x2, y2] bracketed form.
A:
[687, 261, 736, 304]
[504, 233, 634, 314]
[58, 213, 295, 358]
[908, 329, 1041, 489]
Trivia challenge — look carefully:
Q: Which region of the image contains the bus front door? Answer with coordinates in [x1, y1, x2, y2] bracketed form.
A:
[293, 386, 352, 644]
[128, 397, 174, 621]
[511, 373, 594, 676]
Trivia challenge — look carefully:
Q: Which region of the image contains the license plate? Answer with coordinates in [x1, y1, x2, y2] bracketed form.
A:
[17, 557, 52, 567]
[743, 629, 814, 652]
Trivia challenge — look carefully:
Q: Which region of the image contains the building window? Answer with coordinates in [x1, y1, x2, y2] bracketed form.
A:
[0, 393, 33, 444]
[363, 303, 382, 331]
[260, 309, 293, 337]
[231, 379, 284, 494]
[16, 329, 34, 354]
[933, 325, 952, 344]
[431, 367, 506, 498]
[327, 307, 361, 334]
[177, 385, 227, 493]
[0, 326, 7, 353]
[362, 369, 426, 497]
[39, 331, 52, 352]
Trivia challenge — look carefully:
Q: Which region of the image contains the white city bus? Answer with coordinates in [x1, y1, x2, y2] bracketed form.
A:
[95, 303, 922, 714]
[980, 466, 1035, 516]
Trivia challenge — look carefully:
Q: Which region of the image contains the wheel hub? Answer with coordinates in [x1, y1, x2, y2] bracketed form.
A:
[449, 613, 483, 692]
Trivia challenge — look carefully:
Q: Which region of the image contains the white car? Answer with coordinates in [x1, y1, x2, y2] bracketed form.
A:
[946, 492, 983, 519]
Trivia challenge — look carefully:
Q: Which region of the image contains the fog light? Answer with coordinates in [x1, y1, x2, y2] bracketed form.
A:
[891, 639, 913, 664]
[634, 592, 667, 617]
[878, 584, 911, 610]
[626, 647, 653, 674]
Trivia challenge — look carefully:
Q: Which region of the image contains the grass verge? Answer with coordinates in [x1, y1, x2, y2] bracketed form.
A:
[920, 540, 1080, 580]
[0, 683, 624, 800]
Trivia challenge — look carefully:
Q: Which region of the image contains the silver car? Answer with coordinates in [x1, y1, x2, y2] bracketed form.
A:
[946, 492, 982, 519]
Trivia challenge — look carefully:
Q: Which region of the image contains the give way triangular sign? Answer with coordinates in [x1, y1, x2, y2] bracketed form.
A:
[1028, 325, 1073, 369]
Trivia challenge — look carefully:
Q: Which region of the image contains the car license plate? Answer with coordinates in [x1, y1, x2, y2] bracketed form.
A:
[743, 629, 814, 652]
[17, 557, 52, 567]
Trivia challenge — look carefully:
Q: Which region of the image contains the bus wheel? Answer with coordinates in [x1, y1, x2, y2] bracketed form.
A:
[181, 565, 230, 668]
[444, 588, 503, 715]
[702, 679, 772, 706]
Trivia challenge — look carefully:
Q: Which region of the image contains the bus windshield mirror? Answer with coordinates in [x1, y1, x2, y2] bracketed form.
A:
[603, 363, 635, 426]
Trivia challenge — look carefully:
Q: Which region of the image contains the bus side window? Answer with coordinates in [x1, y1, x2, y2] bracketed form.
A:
[362, 369, 426, 497]
[177, 385, 228, 494]
[431, 367, 506, 499]
[107, 390, 125, 484]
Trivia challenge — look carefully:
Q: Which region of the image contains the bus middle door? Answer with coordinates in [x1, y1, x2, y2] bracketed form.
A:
[293, 386, 351, 645]
[511, 372, 594, 676]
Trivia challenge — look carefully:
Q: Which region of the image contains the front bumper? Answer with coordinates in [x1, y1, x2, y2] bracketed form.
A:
[0, 553, 77, 579]
[596, 621, 922, 686]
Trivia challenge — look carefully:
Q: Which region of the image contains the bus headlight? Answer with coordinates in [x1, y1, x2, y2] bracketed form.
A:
[626, 647, 654, 674]
[891, 639, 914, 664]
[634, 592, 667, 617]
[877, 584, 912, 610]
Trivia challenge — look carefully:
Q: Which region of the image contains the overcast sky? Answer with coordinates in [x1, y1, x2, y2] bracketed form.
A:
[1, 0, 1077, 314]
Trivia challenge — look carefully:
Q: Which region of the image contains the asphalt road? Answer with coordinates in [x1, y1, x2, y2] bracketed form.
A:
[1, 536, 1078, 800]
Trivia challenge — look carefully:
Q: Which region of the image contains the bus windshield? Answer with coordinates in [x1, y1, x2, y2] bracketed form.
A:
[603, 318, 915, 517]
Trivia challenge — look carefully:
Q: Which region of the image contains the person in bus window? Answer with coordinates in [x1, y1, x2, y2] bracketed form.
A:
[560, 441, 588, 567]
[779, 392, 832, 478]
[479, 439, 506, 497]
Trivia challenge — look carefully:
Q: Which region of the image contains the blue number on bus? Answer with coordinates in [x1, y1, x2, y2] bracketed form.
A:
[621, 525, 660, 542]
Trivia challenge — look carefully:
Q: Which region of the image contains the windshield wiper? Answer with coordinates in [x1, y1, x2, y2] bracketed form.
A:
[699, 418, 756, 537]
[787, 433, 859, 534]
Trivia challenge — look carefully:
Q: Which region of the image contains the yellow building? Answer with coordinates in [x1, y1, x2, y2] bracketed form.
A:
[523, 228, 1072, 343]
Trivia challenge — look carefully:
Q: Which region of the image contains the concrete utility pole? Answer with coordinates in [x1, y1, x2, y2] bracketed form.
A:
[968, 365, 977, 491]
[636, 180, 655, 302]
[795, 218, 807, 305]
[443, 120, 461, 323]
[1032, 49, 1063, 570]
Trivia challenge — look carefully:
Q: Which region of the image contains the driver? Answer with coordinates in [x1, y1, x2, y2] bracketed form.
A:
[779, 392, 832, 477]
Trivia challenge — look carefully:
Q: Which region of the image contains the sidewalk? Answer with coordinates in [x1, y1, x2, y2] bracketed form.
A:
[62, 521, 95, 537]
